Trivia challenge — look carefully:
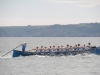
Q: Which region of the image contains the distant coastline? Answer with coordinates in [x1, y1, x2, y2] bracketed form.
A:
[0, 23, 100, 37]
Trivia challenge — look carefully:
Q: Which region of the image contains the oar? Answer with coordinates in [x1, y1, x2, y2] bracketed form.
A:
[2, 44, 22, 57]
[27, 49, 33, 51]
[27, 49, 35, 52]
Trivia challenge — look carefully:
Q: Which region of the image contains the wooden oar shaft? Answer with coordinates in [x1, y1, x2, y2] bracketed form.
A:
[13, 44, 22, 50]
[2, 44, 22, 57]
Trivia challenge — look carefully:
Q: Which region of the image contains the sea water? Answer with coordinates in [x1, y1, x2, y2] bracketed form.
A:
[0, 37, 100, 75]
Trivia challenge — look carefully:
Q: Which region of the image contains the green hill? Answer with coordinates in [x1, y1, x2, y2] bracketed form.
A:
[0, 23, 100, 37]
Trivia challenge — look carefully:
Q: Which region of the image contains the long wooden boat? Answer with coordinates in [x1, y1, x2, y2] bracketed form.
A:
[12, 46, 100, 57]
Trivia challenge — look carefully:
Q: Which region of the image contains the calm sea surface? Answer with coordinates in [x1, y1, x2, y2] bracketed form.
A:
[0, 37, 100, 75]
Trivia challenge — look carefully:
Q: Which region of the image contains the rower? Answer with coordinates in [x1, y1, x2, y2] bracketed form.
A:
[57, 46, 60, 52]
[81, 44, 86, 51]
[33, 46, 39, 52]
[77, 44, 81, 51]
[87, 43, 92, 49]
[69, 45, 74, 51]
[22, 42, 27, 53]
[44, 47, 48, 52]
[60, 45, 65, 52]
[74, 45, 78, 51]
[48, 46, 52, 52]
[52, 45, 56, 52]
[40, 46, 44, 52]
[65, 44, 70, 52]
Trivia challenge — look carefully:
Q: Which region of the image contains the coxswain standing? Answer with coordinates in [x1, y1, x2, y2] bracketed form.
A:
[22, 42, 27, 53]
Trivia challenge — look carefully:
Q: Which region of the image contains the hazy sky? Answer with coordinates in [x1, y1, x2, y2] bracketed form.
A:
[0, 0, 100, 26]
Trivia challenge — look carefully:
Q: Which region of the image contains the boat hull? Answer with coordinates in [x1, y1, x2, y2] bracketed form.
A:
[12, 47, 100, 57]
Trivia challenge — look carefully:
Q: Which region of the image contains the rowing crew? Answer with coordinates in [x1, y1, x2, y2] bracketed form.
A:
[32, 43, 92, 52]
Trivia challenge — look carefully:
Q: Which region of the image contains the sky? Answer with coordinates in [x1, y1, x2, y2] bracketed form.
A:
[0, 0, 100, 26]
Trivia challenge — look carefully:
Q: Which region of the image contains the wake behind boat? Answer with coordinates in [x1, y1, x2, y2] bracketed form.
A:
[12, 46, 100, 57]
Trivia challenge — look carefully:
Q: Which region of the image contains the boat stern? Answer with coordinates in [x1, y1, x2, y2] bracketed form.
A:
[12, 50, 23, 57]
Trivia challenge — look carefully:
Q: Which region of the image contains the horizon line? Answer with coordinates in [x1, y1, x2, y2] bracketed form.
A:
[0, 22, 99, 27]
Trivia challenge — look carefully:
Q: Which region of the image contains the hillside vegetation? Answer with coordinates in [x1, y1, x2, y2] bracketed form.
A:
[0, 23, 100, 37]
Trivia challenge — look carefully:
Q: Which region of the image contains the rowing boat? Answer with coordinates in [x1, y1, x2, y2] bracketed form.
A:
[12, 46, 100, 57]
